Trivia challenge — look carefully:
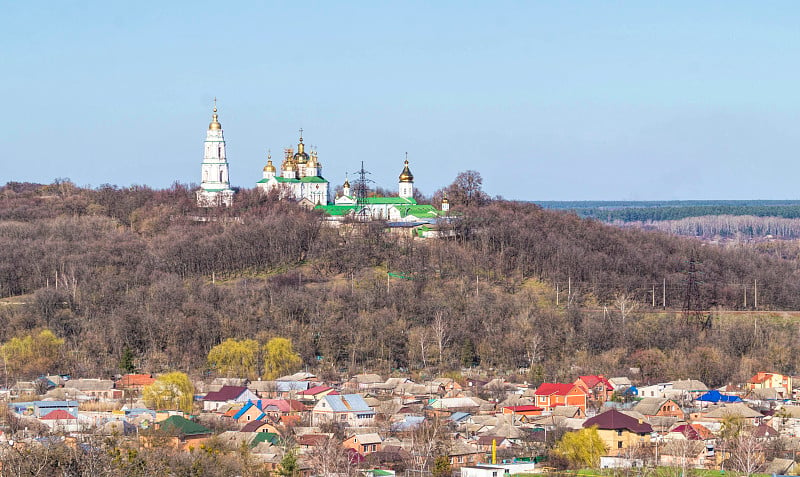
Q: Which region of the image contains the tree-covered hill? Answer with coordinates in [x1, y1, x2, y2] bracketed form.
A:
[1, 181, 799, 386]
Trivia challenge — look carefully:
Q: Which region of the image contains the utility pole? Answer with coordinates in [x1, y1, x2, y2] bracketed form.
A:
[568, 276, 572, 308]
[652, 285, 656, 307]
[556, 283, 559, 306]
[754, 279, 758, 309]
[663, 278, 666, 309]
[744, 284, 747, 308]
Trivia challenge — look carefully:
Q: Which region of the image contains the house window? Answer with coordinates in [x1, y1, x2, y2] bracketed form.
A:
[618, 441, 623, 449]
[617, 430, 623, 436]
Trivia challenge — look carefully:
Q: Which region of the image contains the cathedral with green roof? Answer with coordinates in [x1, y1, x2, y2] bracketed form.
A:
[254, 132, 449, 222]
[256, 130, 330, 206]
[315, 158, 450, 222]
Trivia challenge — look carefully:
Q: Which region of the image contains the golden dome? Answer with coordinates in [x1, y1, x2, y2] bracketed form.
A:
[399, 159, 414, 182]
[263, 159, 276, 173]
[283, 159, 296, 171]
[343, 178, 350, 188]
[441, 196, 449, 203]
[293, 130, 309, 164]
[208, 106, 221, 130]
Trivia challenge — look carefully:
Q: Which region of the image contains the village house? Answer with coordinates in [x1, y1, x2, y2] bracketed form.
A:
[460, 463, 537, 477]
[448, 440, 484, 470]
[233, 399, 306, 424]
[501, 405, 543, 417]
[747, 372, 792, 397]
[632, 397, 684, 420]
[695, 402, 764, 432]
[532, 383, 587, 413]
[9, 400, 79, 419]
[68, 379, 122, 400]
[574, 375, 615, 402]
[151, 415, 213, 451]
[312, 394, 375, 426]
[637, 383, 672, 399]
[584, 409, 653, 456]
[343, 433, 383, 455]
[349, 374, 384, 391]
[116, 374, 155, 392]
[240, 419, 280, 434]
[40, 409, 81, 433]
[296, 385, 338, 403]
[203, 385, 259, 412]
[658, 440, 709, 469]
[429, 397, 490, 416]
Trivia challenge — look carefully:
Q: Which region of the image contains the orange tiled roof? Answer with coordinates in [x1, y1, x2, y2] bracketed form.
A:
[119, 374, 155, 387]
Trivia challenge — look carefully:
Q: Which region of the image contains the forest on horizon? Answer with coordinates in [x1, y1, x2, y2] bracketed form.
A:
[2, 180, 800, 388]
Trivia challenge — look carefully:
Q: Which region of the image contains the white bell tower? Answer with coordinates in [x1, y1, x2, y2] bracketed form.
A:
[197, 99, 234, 207]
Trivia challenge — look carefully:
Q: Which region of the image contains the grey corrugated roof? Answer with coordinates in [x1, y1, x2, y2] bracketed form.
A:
[704, 403, 763, 419]
[671, 379, 708, 391]
[324, 394, 373, 413]
[69, 379, 114, 391]
[275, 381, 310, 392]
[632, 397, 669, 416]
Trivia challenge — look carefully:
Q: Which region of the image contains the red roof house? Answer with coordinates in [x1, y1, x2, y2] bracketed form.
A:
[297, 385, 338, 401]
[533, 383, 587, 412]
[501, 405, 543, 417]
[40, 409, 77, 421]
[574, 375, 615, 402]
[117, 374, 156, 390]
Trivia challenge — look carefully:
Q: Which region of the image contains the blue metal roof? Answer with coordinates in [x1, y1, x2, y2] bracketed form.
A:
[390, 415, 425, 431]
[234, 400, 258, 420]
[449, 411, 471, 422]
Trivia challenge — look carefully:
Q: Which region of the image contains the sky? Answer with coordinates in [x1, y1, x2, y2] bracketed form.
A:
[3, 1, 800, 200]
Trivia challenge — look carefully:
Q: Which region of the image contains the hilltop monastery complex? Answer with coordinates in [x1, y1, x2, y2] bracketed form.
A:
[195, 104, 449, 224]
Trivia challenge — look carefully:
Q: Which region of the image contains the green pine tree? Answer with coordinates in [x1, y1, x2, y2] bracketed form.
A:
[120, 346, 137, 373]
[277, 449, 299, 476]
[432, 455, 452, 477]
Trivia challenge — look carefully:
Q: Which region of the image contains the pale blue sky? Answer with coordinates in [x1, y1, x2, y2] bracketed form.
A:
[3, 1, 799, 200]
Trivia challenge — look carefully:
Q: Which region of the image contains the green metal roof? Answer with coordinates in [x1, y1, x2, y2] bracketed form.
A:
[256, 178, 270, 183]
[159, 415, 211, 436]
[395, 205, 441, 218]
[251, 432, 282, 447]
[274, 177, 300, 183]
[300, 176, 328, 183]
[315, 205, 357, 216]
[359, 197, 417, 205]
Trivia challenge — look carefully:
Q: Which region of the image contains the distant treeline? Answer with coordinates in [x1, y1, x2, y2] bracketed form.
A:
[619, 215, 800, 240]
[536, 200, 800, 223]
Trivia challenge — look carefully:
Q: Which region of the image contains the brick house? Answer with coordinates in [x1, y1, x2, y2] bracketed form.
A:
[533, 383, 587, 413]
